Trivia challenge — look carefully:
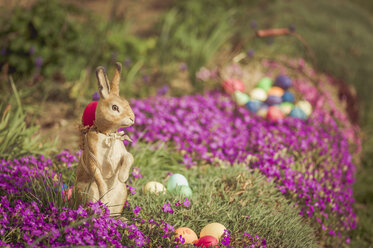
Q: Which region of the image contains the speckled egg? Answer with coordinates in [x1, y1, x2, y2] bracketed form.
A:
[296, 100, 312, 116]
[267, 86, 284, 97]
[282, 91, 295, 103]
[144, 181, 166, 195]
[194, 235, 219, 247]
[267, 106, 285, 121]
[222, 79, 245, 94]
[232, 91, 250, 106]
[266, 95, 282, 106]
[175, 227, 198, 244]
[289, 107, 307, 120]
[200, 223, 226, 240]
[167, 174, 189, 192]
[250, 88, 267, 101]
[280, 102, 294, 115]
[257, 77, 272, 92]
[274, 75, 292, 90]
[245, 100, 262, 113]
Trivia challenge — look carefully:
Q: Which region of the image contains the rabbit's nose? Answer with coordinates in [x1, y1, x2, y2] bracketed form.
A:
[122, 117, 134, 126]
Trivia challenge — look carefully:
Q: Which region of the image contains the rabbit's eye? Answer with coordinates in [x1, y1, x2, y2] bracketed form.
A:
[112, 105, 119, 112]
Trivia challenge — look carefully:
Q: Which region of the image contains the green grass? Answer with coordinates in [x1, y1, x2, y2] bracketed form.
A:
[126, 142, 318, 247]
[10, 141, 317, 247]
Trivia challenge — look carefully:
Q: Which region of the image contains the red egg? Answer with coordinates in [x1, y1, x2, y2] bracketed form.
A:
[222, 79, 245, 94]
[193, 235, 219, 247]
[266, 105, 285, 121]
[82, 101, 98, 126]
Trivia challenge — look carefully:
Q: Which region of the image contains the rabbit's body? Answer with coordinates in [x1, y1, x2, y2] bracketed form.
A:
[76, 62, 134, 215]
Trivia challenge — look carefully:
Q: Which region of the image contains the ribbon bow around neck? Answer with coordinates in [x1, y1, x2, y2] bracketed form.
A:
[101, 131, 132, 179]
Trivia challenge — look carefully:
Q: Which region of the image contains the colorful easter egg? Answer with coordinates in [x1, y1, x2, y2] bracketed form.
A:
[267, 86, 284, 97]
[232, 91, 250, 106]
[257, 104, 269, 118]
[282, 91, 295, 103]
[167, 174, 189, 192]
[200, 223, 226, 240]
[245, 100, 262, 113]
[289, 107, 307, 120]
[267, 106, 285, 121]
[82, 101, 98, 126]
[296, 100, 312, 116]
[274, 75, 292, 90]
[175, 227, 198, 244]
[280, 102, 294, 115]
[144, 181, 166, 195]
[222, 79, 245, 94]
[193, 235, 219, 247]
[257, 77, 272, 92]
[62, 186, 73, 201]
[266, 95, 282, 106]
[174, 185, 193, 198]
[250, 88, 267, 101]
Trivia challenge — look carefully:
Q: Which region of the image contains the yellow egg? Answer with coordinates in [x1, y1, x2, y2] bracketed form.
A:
[296, 100, 312, 116]
[175, 227, 198, 244]
[199, 222, 227, 240]
[144, 181, 166, 195]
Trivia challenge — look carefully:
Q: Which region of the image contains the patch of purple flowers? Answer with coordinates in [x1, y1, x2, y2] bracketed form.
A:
[0, 196, 148, 247]
[123, 60, 359, 240]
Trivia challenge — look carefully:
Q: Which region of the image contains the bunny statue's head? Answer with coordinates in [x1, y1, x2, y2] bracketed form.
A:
[95, 62, 135, 134]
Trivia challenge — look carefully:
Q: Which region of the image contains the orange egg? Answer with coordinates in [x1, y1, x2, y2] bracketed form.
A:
[175, 227, 198, 244]
[267, 86, 284, 97]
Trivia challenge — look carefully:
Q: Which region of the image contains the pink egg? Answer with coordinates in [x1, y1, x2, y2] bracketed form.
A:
[193, 235, 219, 247]
[222, 79, 245, 94]
[266, 106, 285, 121]
[82, 101, 98, 126]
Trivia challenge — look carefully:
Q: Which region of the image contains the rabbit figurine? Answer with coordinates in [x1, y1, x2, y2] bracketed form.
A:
[76, 62, 135, 215]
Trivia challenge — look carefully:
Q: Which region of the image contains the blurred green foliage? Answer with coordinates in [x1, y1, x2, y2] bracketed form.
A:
[0, 78, 57, 160]
[0, 0, 155, 97]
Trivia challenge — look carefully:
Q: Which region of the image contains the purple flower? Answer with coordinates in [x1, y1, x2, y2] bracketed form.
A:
[35, 56, 43, 67]
[162, 203, 173, 214]
[92, 91, 100, 101]
[124, 58, 131, 67]
[133, 206, 141, 215]
[247, 49, 255, 58]
[289, 24, 296, 32]
[250, 20, 258, 29]
[221, 229, 231, 245]
[29, 46, 35, 55]
[183, 198, 190, 208]
[131, 167, 142, 179]
[157, 85, 169, 96]
[180, 63, 187, 71]
[127, 185, 136, 195]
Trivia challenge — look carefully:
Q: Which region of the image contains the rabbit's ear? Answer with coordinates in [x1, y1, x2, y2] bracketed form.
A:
[96, 66, 111, 99]
[110, 62, 122, 96]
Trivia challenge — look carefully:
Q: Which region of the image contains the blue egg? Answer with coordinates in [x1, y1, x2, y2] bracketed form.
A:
[289, 107, 307, 120]
[282, 91, 295, 103]
[274, 75, 292, 90]
[167, 174, 189, 192]
[245, 100, 262, 113]
[266, 95, 282, 106]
